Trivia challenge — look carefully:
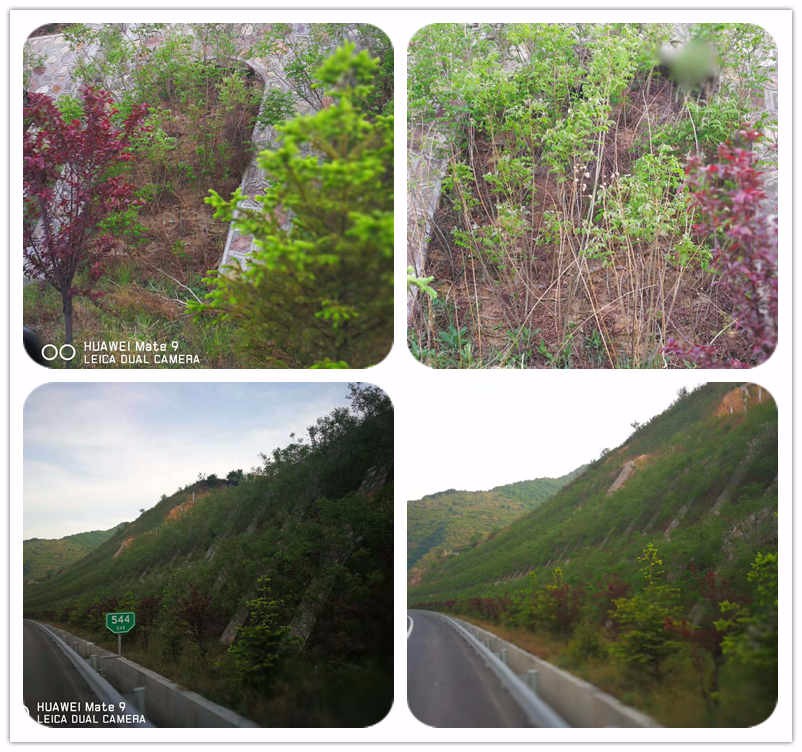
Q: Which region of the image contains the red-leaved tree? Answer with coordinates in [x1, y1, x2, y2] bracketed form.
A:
[23, 86, 147, 343]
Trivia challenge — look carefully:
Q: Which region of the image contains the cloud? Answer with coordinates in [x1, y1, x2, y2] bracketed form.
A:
[23, 383, 353, 539]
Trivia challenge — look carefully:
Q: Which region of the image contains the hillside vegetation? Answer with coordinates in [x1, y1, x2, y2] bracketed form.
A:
[24, 24, 393, 368]
[25, 385, 393, 727]
[408, 470, 581, 584]
[408, 24, 777, 368]
[409, 383, 777, 726]
[23, 524, 125, 583]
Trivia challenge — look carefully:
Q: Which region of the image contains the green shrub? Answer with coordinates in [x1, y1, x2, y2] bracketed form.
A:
[258, 88, 297, 126]
[195, 43, 393, 368]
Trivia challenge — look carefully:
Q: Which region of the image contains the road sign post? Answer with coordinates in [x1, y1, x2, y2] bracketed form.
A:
[105, 611, 135, 656]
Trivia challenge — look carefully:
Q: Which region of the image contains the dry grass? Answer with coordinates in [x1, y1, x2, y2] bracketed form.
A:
[458, 615, 564, 662]
[101, 286, 184, 321]
[129, 100, 259, 283]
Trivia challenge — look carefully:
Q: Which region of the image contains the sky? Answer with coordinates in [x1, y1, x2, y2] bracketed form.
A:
[23, 382, 353, 539]
[24, 376, 719, 537]
[403, 374, 709, 500]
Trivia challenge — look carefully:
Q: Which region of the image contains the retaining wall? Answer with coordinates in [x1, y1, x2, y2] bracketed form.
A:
[451, 617, 660, 728]
[406, 126, 449, 320]
[47, 624, 258, 728]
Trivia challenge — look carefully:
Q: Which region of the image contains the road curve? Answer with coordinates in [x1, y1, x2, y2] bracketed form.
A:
[23, 620, 141, 728]
[407, 609, 533, 727]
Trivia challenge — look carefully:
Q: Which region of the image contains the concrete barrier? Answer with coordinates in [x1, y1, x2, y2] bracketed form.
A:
[45, 624, 258, 728]
[448, 616, 660, 728]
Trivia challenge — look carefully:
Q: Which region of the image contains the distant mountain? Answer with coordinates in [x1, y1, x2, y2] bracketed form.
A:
[408, 469, 583, 585]
[23, 524, 127, 583]
[409, 383, 776, 603]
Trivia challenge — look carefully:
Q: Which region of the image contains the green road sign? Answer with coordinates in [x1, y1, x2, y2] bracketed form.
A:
[105, 611, 135, 634]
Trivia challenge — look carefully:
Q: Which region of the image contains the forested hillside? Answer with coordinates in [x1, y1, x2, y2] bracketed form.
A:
[408, 470, 581, 584]
[23, 524, 125, 583]
[25, 385, 393, 727]
[409, 383, 777, 726]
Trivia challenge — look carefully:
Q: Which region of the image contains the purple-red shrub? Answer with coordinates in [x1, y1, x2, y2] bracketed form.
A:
[665, 129, 777, 367]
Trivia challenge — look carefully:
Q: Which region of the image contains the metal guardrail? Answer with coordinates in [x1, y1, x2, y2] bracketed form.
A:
[438, 614, 570, 728]
[39, 622, 259, 727]
[33, 622, 153, 727]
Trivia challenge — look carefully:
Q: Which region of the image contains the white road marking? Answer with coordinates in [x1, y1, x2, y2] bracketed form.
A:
[407, 614, 414, 638]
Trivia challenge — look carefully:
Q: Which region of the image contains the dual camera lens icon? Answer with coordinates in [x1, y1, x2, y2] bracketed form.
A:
[41, 343, 76, 362]
[24, 328, 77, 365]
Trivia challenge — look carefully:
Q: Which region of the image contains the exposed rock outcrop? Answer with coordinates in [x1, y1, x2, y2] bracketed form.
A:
[606, 454, 651, 496]
[113, 536, 136, 559]
[166, 498, 196, 523]
[715, 384, 767, 418]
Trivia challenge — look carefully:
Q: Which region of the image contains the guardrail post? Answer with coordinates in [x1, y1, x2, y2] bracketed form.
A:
[90, 654, 98, 671]
[444, 615, 570, 728]
[132, 686, 146, 712]
[526, 669, 539, 694]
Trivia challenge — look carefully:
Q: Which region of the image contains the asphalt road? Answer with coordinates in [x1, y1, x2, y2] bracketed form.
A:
[23, 620, 137, 728]
[407, 610, 532, 727]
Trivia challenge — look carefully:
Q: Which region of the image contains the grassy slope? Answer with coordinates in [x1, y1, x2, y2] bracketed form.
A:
[23, 480, 230, 610]
[23, 524, 126, 583]
[407, 470, 582, 579]
[409, 383, 777, 603]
